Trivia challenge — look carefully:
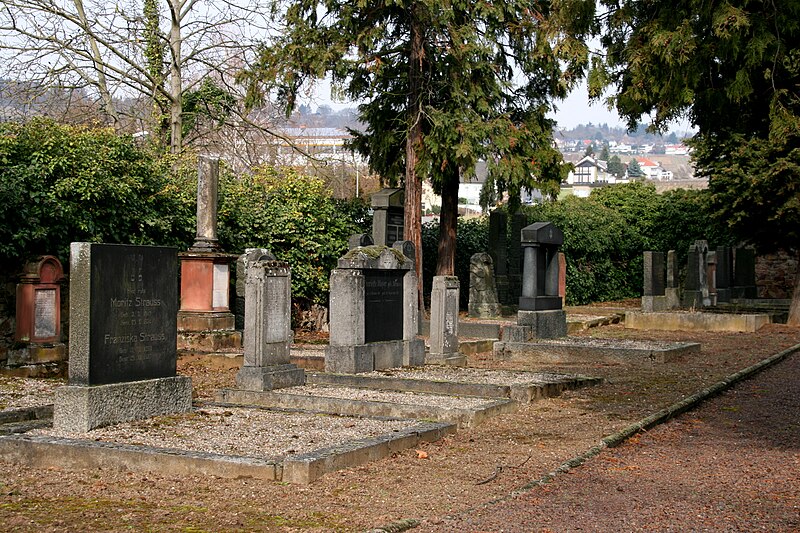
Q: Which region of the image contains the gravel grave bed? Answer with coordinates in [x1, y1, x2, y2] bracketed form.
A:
[0, 377, 61, 411]
[30, 406, 412, 459]
[363, 367, 581, 386]
[285, 384, 494, 409]
[528, 336, 691, 349]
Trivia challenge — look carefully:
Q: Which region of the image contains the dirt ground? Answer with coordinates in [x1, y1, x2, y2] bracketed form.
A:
[1, 321, 799, 532]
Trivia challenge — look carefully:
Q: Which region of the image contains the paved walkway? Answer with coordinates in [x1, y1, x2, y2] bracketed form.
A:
[422, 349, 800, 532]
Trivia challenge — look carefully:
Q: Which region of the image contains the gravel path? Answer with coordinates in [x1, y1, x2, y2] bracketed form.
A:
[422, 349, 800, 531]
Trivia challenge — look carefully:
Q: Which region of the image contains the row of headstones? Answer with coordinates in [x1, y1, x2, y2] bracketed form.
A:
[643, 242, 758, 311]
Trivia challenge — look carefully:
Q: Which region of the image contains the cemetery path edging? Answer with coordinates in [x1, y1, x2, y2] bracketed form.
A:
[365, 340, 800, 533]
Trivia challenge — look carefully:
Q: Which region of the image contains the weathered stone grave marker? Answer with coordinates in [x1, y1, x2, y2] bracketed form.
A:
[236, 254, 305, 390]
[468, 252, 502, 318]
[177, 157, 240, 354]
[371, 188, 404, 247]
[733, 247, 758, 299]
[642, 251, 666, 312]
[54, 243, 191, 432]
[428, 275, 464, 366]
[682, 240, 710, 308]
[325, 243, 423, 373]
[7, 255, 67, 376]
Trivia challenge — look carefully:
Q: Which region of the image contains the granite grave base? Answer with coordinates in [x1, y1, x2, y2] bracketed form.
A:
[54, 376, 192, 433]
[325, 339, 425, 374]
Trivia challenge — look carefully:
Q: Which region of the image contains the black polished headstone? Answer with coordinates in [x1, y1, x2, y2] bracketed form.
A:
[88, 244, 178, 385]
[364, 270, 404, 343]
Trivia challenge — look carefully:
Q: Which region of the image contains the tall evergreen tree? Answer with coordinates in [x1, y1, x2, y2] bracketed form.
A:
[591, 0, 800, 322]
[240, 0, 594, 291]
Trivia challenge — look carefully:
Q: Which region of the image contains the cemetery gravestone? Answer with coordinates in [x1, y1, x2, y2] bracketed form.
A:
[235, 248, 276, 330]
[468, 253, 502, 318]
[236, 256, 304, 390]
[371, 188, 404, 247]
[510, 222, 567, 339]
[428, 276, 464, 366]
[716, 246, 734, 303]
[733, 247, 758, 299]
[488, 211, 509, 304]
[325, 243, 424, 373]
[642, 251, 667, 312]
[665, 250, 680, 309]
[682, 240, 710, 308]
[54, 243, 191, 432]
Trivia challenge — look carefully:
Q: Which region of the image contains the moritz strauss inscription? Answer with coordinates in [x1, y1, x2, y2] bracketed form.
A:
[86, 245, 177, 385]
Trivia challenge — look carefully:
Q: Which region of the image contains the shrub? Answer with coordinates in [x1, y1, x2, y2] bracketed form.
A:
[218, 167, 364, 305]
[0, 118, 193, 268]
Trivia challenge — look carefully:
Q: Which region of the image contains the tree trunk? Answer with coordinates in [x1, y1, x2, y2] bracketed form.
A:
[168, 1, 183, 154]
[406, 9, 425, 315]
[788, 251, 800, 326]
[72, 0, 119, 128]
[436, 169, 459, 276]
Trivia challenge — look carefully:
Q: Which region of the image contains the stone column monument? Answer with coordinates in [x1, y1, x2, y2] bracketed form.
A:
[177, 157, 241, 355]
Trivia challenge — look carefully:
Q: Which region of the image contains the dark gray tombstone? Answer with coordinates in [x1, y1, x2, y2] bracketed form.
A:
[733, 247, 758, 298]
[519, 222, 564, 311]
[348, 233, 374, 249]
[682, 240, 710, 308]
[325, 245, 424, 373]
[468, 252, 502, 318]
[489, 211, 509, 304]
[643, 252, 665, 296]
[371, 188, 404, 247]
[642, 251, 666, 312]
[54, 243, 192, 432]
[716, 246, 733, 303]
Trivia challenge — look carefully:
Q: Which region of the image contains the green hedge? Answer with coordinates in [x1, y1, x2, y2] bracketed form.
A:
[0, 119, 367, 306]
[422, 183, 731, 307]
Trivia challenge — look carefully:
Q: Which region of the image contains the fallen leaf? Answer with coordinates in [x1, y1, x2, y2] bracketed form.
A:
[416, 450, 428, 459]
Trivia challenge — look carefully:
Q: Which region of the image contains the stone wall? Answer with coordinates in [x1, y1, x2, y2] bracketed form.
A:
[756, 250, 797, 299]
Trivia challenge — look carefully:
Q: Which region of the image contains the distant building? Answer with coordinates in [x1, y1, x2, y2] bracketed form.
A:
[635, 157, 674, 181]
[562, 155, 629, 197]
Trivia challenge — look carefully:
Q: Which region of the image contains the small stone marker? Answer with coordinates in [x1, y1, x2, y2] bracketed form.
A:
[236, 256, 304, 390]
[348, 233, 374, 249]
[428, 276, 464, 366]
[682, 240, 710, 308]
[468, 253, 502, 318]
[716, 246, 733, 303]
[235, 248, 276, 330]
[325, 244, 424, 373]
[642, 251, 667, 312]
[54, 243, 191, 432]
[733, 247, 758, 299]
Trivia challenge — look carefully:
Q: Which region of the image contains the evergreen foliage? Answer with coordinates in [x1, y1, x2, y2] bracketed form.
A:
[239, 0, 596, 276]
[592, 0, 800, 252]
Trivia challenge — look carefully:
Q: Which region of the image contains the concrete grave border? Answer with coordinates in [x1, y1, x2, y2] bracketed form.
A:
[305, 371, 602, 403]
[494, 340, 701, 364]
[0, 414, 453, 485]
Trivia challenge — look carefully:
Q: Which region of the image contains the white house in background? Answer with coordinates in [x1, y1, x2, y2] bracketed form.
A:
[563, 155, 629, 197]
[635, 157, 674, 181]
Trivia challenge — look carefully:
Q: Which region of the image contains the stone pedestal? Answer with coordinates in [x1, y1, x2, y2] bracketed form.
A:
[517, 309, 567, 339]
[428, 276, 465, 366]
[235, 259, 304, 391]
[177, 252, 241, 354]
